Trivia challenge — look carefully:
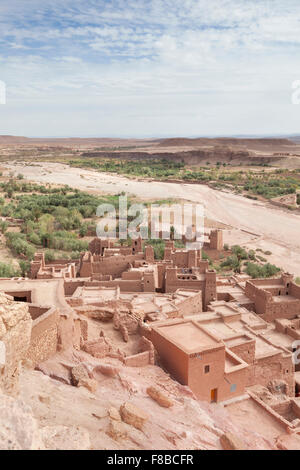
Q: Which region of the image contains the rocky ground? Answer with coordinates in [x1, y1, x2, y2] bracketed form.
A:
[0, 350, 278, 450]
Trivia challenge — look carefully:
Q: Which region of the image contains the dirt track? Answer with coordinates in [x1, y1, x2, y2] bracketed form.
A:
[6, 161, 300, 275]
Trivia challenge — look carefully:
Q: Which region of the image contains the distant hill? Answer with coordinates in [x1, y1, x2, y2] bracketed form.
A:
[157, 137, 294, 147]
[0, 135, 29, 143]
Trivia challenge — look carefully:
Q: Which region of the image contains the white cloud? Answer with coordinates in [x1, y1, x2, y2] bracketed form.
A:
[0, 0, 300, 136]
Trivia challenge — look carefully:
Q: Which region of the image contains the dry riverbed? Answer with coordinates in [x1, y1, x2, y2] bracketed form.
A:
[6, 161, 300, 276]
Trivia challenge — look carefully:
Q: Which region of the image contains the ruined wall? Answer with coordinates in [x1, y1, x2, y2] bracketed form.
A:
[0, 294, 32, 395]
[26, 307, 58, 367]
[124, 351, 153, 367]
[245, 281, 271, 315]
[246, 353, 294, 396]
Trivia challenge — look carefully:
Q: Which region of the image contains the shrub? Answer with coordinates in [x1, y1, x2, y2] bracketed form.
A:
[6, 233, 35, 260]
[0, 262, 19, 278]
[28, 232, 42, 245]
[231, 245, 248, 260]
[45, 250, 55, 262]
[0, 220, 8, 234]
[19, 260, 31, 277]
[245, 262, 280, 278]
[220, 254, 240, 271]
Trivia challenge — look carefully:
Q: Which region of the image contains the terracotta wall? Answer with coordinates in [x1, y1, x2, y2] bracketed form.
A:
[188, 347, 226, 401]
[150, 329, 189, 384]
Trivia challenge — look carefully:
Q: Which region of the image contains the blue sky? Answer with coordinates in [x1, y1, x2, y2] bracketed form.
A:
[0, 0, 300, 137]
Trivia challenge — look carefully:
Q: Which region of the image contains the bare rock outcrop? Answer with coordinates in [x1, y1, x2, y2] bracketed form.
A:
[40, 425, 91, 450]
[0, 393, 44, 450]
[146, 386, 174, 408]
[108, 406, 121, 421]
[107, 419, 127, 441]
[220, 432, 246, 450]
[93, 363, 120, 377]
[71, 364, 98, 393]
[120, 402, 149, 430]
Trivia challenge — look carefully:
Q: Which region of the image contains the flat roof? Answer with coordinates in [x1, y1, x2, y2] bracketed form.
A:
[155, 321, 222, 354]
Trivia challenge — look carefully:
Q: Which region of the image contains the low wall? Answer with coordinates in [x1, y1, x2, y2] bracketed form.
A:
[26, 306, 58, 367]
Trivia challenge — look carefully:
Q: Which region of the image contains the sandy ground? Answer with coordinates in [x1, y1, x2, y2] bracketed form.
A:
[6, 161, 300, 276]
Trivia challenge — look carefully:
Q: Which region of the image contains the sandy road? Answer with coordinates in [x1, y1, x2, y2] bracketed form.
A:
[6, 161, 300, 275]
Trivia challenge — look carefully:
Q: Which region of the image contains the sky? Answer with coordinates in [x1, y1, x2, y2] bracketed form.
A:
[0, 0, 300, 137]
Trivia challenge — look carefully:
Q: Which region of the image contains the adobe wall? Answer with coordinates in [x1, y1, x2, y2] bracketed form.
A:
[204, 271, 217, 307]
[4, 290, 32, 303]
[124, 351, 153, 367]
[26, 306, 58, 367]
[87, 279, 144, 292]
[150, 329, 189, 385]
[188, 347, 226, 401]
[175, 291, 203, 316]
[165, 268, 204, 294]
[227, 339, 256, 365]
[64, 280, 86, 296]
[290, 282, 300, 299]
[222, 367, 248, 402]
[246, 353, 294, 396]
[245, 281, 271, 315]
[209, 230, 223, 251]
[0, 294, 32, 395]
[80, 252, 145, 278]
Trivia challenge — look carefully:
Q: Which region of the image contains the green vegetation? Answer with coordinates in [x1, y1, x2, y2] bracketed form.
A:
[69, 158, 185, 179]
[0, 178, 132, 262]
[143, 239, 165, 260]
[0, 262, 19, 278]
[218, 244, 280, 277]
[245, 262, 280, 278]
[67, 158, 300, 202]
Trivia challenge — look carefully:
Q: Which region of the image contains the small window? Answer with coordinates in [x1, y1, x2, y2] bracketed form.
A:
[204, 365, 210, 374]
[230, 384, 237, 393]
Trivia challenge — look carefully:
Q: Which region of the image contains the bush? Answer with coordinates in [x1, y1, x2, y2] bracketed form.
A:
[45, 250, 55, 262]
[248, 250, 256, 261]
[245, 262, 280, 278]
[28, 232, 42, 245]
[0, 220, 8, 234]
[0, 262, 19, 278]
[202, 251, 212, 265]
[6, 233, 35, 260]
[231, 245, 248, 260]
[19, 260, 31, 277]
[144, 239, 165, 259]
[220, 254, 240, 271]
